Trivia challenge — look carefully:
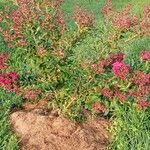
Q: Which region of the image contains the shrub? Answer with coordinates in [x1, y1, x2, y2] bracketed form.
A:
[0, 0, 149, 119]
[0, 1, 150, 149]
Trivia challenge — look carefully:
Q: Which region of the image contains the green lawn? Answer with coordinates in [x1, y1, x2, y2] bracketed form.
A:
[62, 0, 150, 21]
[62, 0, 150, 65]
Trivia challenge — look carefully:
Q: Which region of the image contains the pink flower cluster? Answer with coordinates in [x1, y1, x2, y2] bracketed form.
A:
[112, 62, 130, 80]
[106, 52, 125, 66]
[100, 86, 128, 102]
[135, 5, 150, 35]
[0, 72, 19, 93]
[11, 10, 23, 26]
[102, 1, 136, 30]
[112, 4, 138, 30]
[129, 70, 150, 109]
[0, 5, 27, 48]
[112, 15, 132, 30]
[140, 18, 150, 35]
[92, 50, 150, 109]
[0, 52, 19, 93]
[114, 90, 127, 102]
[129, 85, 150, 98]
[92, 52, 130, 80]
[23, 88, 42, 100]
[72, 6, 94, 29]
[92, 52, 125, 74]
[140, 50, 150, 60]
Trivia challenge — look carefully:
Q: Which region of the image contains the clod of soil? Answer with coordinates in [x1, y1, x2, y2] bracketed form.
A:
[10, 108, 110, 150]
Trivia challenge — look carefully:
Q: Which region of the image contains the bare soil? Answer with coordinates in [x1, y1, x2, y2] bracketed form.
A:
[10, 101, 110, 150]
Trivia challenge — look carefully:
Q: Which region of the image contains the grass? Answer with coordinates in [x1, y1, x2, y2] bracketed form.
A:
[0, 0, 150, 150]
[0, 89, 22, 150]
[62, 0, 150, 64]
[110, 102, 150, 150]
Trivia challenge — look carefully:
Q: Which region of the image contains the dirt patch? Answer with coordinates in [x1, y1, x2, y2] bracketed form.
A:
[10, 102, 110, 150]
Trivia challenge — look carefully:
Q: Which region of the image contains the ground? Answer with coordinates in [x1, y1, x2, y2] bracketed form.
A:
[10, 101, 109, 150]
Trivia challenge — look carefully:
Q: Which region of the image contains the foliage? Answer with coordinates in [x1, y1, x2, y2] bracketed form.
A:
[110, 103, 150, 150]
[0, 89, 22, 150]
[0, 0, 150, 149]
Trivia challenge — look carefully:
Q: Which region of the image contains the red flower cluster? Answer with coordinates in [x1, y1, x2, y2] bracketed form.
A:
[0, 72, 19, 93]
[129, 71, 150, 109]
[114, 90, 127, 102]
[0, 52, 19, 93]
[100, 87, 113, 99]
[92, 52, 125, 74]
[112, 62, 130, 80]
[11, 10, 23, 26]
[72, 5, 94, 29]
[23, 88, 42, 100]
[112, 4, 137, 30]
[0, 0, 66, 49]
[112, 15, 132, 30]
[92, 102, 107, 113]
[95, 51, 150, 109]
[137, 99, 150, 110]
[133, 71, 150, 86]
[0, 4, 27, 48]
[129, 85, 150, 98]
[140, 18, 150, 35]
[100, 86, 128, 102]
[140, 50, 150, 60]
[137, 5, 150, 35]
[106, 52, 125, 66]
[102, 1, 137, 30]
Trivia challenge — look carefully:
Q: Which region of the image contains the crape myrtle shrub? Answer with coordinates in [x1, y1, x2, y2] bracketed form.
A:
[0, 0, 150, 121]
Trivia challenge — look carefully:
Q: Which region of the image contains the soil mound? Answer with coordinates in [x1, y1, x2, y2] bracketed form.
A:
[10, 107, 109, 150]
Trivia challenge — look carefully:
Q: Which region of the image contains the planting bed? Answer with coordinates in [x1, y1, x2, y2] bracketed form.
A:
[0, 0, 150, 149]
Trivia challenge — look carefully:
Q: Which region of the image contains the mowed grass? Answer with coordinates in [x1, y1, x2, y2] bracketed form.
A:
[62, 0, 150, 65]
[62, 0, 150, 21]
[0, 0, 150, 150]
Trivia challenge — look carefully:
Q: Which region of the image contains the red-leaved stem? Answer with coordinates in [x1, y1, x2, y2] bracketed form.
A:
[72, 5, 94, 29]
[0, 52, 9, 70]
